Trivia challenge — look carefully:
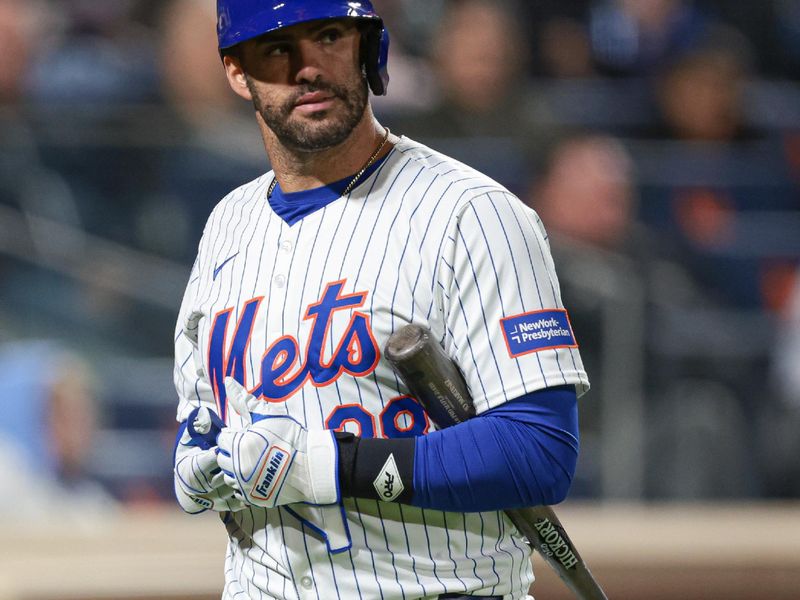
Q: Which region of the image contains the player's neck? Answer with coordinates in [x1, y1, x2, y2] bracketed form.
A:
[262, 108, 392, 194]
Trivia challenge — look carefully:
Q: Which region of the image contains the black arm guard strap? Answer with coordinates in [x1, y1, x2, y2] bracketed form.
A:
[335, 432, 415, 504]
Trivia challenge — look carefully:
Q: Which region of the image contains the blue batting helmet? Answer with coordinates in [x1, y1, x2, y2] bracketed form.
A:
[217, 0, 390, 96]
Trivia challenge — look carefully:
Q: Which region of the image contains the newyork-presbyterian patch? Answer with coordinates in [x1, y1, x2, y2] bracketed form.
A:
[500, 309, 578, 357]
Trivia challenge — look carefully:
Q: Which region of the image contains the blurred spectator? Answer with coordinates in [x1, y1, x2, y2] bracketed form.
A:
[531, 134, 697, 275]
[13, 0, 165, 258]
[369, 0, 438, 114]
[153, 0, 264, 262]
[635, 26, 800, 311]
[699, 0, 800, 78]
[159, 0, 252, 151]
[521, 2, 595, 78]
[0, 0, 50, 162]
[421, 0, 528, 121]
[588, 0, 713, 77]
[0, 341, 117, 521]
[26, 0, 160, 106]
[0, 0, 44, 192]
[537, 16, 597, 79]
[373, 0, 447, 57]
[526, 0, 800, 80]
[650, 26, 757, 141]
[0, 0, 45, 104]
[533, 135, 635, 250]
[772, 0, 800, 74]
[0, 2, 99, 354]
[530, 134, 762, 499]
[388, 0, 558, 191]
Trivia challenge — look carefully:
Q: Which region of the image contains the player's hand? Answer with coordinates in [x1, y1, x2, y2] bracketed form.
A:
[174, 425, 246, 513]
[216, 378, 339, 508]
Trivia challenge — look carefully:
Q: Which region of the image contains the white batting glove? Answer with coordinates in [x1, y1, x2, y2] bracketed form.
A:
[174, 425, 246, 513]
[216, 378, 339, 508]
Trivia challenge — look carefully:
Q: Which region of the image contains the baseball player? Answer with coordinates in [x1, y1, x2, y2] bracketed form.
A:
[173, 2, 590, 599]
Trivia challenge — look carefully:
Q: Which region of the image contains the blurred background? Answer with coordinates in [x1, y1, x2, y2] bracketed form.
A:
[0, 0, 798, 598]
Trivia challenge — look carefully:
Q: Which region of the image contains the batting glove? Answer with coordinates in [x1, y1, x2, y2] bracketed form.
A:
[174, 420, 246, 514]
[216, 378, 339, 508]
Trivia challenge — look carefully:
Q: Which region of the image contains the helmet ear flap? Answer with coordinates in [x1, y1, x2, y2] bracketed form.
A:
[361, 24, 390, 96]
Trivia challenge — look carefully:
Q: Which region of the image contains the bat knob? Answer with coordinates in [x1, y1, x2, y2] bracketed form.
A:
[186, 406, 225, 450]
[384, 324, 429, 363]
[193, 407, 212, 435]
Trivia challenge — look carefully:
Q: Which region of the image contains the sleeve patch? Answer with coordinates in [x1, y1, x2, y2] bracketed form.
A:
[500, 309, 578, 357]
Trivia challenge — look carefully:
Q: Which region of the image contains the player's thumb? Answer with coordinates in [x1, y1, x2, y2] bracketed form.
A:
[252, 396, 288, 421]
[224, 377, 256, 424]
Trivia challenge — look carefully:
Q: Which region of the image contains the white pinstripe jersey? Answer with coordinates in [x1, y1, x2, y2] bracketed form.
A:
[174, 136, 589, 600]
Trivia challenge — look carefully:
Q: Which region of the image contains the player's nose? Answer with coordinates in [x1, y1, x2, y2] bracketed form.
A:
[292, 39, 327, 86]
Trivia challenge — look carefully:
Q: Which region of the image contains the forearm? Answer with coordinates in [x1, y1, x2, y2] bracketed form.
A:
[337, 386, 579, 512]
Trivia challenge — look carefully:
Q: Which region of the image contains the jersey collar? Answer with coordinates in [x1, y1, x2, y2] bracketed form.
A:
[268, 153, 390, 226]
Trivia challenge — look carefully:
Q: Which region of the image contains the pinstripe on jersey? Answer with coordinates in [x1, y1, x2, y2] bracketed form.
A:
[174, 136, 589, 600]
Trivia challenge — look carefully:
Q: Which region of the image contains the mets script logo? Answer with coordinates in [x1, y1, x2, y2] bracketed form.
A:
[208, 280, 380, 420]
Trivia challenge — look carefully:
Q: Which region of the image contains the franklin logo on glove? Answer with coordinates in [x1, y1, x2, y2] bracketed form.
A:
[254, 448, 289, 500]
[216, 378, 340, 510]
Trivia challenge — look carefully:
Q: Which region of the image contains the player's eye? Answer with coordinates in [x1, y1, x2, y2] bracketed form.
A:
[265, 43, 291, 57]
[319, 28, 343, 44]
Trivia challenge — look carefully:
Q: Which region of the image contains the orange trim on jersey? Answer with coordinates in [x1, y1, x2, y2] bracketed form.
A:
[309, 279, 366, 370]
[393, 409, 415, 432]
[208, 307, 233, 418]
[322, 310, 382, 376]
[269, 336, 303, 386]
[302, 278, 364, 321]
[380, 395, 431, 436]
[207, 297, 264, 422]
[324, 403, 377, 437]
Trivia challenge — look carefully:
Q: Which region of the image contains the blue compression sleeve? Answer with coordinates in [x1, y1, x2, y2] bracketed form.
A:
[411, 386, 579, 512]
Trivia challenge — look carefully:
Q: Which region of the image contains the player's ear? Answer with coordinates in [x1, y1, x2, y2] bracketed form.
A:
[223, 54, 253, 101]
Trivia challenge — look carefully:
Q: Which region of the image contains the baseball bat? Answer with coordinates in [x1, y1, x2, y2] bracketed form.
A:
[384, 324, 608, 600]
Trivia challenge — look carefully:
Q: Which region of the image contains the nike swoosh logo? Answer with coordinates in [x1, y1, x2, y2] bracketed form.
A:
[213, 253, 238, 281]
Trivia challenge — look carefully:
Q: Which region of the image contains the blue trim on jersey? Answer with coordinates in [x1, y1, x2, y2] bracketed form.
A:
[411, 386, 579, 512]
[268, 155, 390, 225]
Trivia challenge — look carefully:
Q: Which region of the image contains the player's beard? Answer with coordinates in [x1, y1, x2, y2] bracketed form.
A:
[247, 73, 369, 153]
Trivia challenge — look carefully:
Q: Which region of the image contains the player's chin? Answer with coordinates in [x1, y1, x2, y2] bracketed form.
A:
[280, 119, 352, 152]
[287, 109, 351, 135]
[291, 108, 335, 124]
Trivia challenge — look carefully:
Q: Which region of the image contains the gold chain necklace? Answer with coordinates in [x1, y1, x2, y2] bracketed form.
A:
[268, 128, 391, 199]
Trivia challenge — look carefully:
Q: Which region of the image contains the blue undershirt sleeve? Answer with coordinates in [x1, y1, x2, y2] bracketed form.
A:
[411, 385, 579, 512]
